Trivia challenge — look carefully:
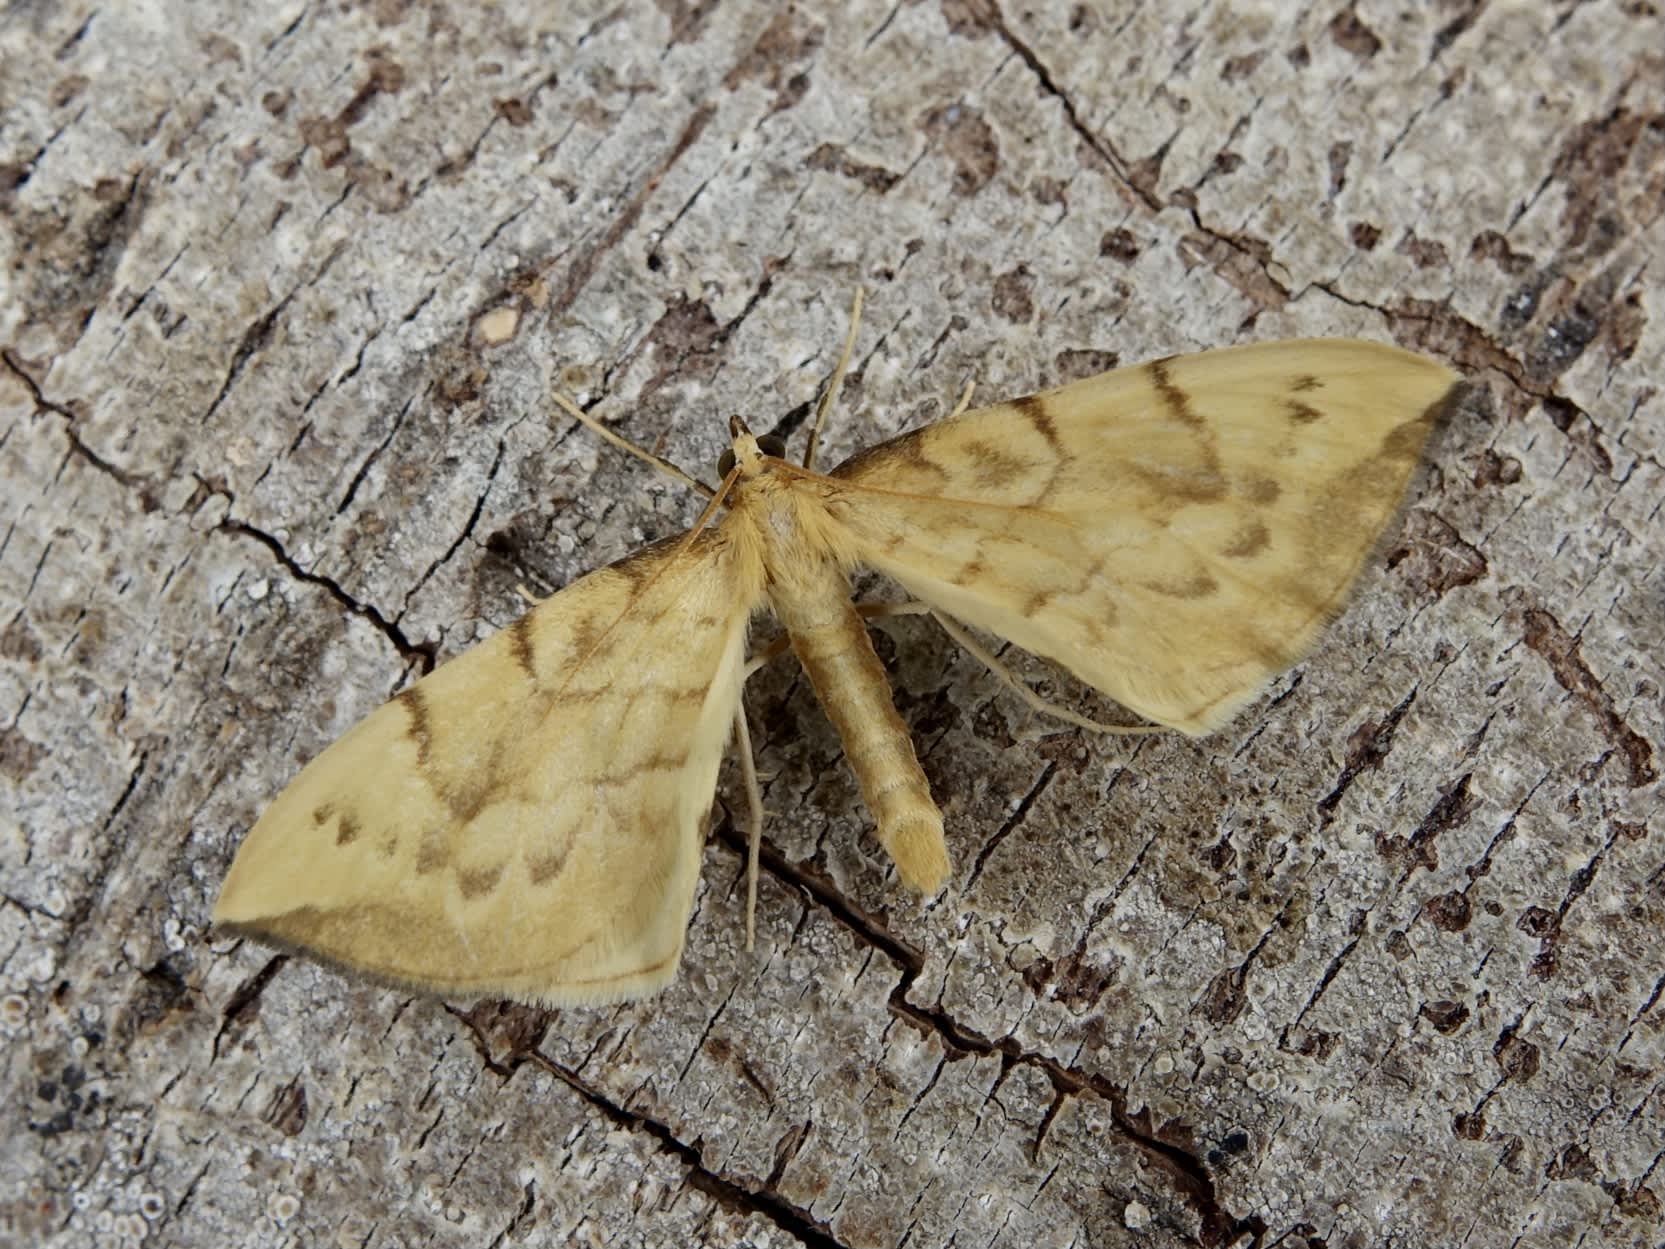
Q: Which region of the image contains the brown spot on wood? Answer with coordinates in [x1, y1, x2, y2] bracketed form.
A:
[1546, 1144, 1600, 1184]
[1099, 228, 1141, 262]
[1318, 690, 1417, 824]
[805, 143, 899, 192]
[1377, 774, 1476, 879]
[1493, 1026, 1540, 1084]
[0, 616, 43, 664]
[1293, 1029, 1338, 1060]
[1200, 965, 1247, 1025]
[1047, 952, 1119, 1013]
[1178, 229, 1288, 309]
[458, 863, 506, 899]
[1327, 141, 1352, 196]
[1384, 510, 1488, 599]
[1420, 1000, 1469, 1034]
[921, 103, 1001, 197]
[493, 97, 534, 126]
[1349, 222, 1381, 250]
[1329, 9, 1382, 58]
[1549, 106, 1660, 253]
[1422, 890, 1471, 932]
[722, 9, 823, 114]
[1052, 348, 1119, 381]
[1469, 230, 1535, 276]
[1397, 232, 1449, 269]
[991, 266, 1034, 323]
[1223, 520, 1269, 559]
[655, 0, 719, 45]
[1029, 175, 1067, 207]
[1523, 607, 1658, 786]
[298, 114, 351, 168]
[1452, 1110, 1486, 1140]
[1472, 449, 1522, 488]
[262, 1077, 308, 1137]
[50, 74, 89, 108]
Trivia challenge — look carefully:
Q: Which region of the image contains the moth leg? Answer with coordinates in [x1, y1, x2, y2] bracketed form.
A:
[733, 699, 766, 953]
[945, 379, 976, 421]
[856, 600, 932, 621]
[550, 389, 715, 498]
[802, 287, 865, 471]
[743, 633, 793, 678]
[926, 609, 1165, 737]
[514, 583, 540, 607]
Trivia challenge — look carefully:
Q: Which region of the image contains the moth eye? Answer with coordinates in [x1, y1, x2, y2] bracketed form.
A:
[757, 434, 788, 459]
[717, 449, 737, 478]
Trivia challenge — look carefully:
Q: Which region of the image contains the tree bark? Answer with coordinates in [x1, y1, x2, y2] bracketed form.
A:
[3, 2, 1661, 1247]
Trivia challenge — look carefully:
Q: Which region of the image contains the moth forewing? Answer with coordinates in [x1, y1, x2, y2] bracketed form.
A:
[216, 333, 1459, 1006]
[824, 338, 1460, 735]
[215, 531, 763, 1007]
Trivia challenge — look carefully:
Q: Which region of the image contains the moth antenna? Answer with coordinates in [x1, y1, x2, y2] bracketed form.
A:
[734, 700, 765, 953]
[802, 287, 865, 471]
[551, 389, 715, 498]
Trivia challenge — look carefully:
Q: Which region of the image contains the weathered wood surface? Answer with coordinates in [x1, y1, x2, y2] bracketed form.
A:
[3, 3, 1662, 1247]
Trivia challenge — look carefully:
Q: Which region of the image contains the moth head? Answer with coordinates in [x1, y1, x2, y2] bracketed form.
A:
[718, 416, 788, 479]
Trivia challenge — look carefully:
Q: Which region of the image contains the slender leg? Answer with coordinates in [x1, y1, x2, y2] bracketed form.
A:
[742, 634, 793, 679]
[945, 379, 976, 421]
[926, 610, 1164, 735]
[803, 288, 866, 472]
[733, 699, 766, 952]
[854, 601, 1163, 736]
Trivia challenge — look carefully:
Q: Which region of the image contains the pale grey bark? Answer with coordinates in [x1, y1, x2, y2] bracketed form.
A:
[3, 3, 1662, 1248]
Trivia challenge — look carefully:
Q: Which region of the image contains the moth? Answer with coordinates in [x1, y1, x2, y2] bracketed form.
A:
[215, 297, 1459, 1006]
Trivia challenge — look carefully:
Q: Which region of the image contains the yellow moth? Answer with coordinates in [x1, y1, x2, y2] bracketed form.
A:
[215, 296, 1459, 1006]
